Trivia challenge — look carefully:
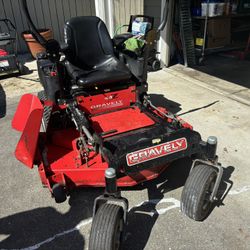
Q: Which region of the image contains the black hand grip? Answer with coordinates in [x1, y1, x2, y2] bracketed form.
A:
[21, 0, 47, 47]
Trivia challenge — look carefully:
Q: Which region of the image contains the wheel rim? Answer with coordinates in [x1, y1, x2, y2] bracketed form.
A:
[202, 176, 216, 211]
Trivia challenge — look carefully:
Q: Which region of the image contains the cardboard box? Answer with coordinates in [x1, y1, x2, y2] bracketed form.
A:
[207, 18, 231, 48]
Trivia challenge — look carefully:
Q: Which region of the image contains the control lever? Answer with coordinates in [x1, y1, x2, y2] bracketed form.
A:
[67, 103, 94, 145]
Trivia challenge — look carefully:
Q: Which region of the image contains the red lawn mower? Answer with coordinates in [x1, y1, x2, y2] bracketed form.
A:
[0, 19, 26, 76]
[12, 1, 223, 249]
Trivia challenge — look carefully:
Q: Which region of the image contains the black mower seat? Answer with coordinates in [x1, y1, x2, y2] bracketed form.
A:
[64, 16, 131, 88]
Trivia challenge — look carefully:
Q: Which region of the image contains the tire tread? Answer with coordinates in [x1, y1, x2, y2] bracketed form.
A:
[89, 203, 123, 250]
[181, 164, 217, 221]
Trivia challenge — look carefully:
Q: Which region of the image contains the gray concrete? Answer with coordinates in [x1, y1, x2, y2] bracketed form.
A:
[0, 65, 250, 250]
[167, 62, 250, 106]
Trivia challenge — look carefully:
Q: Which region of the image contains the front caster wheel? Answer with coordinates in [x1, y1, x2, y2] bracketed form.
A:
[181, 164, 217, 221]
[89, 203, 124, 250]
[52, 184, 67, 203]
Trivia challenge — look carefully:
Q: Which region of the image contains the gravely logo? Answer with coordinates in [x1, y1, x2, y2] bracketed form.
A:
[126, 138, 187, 166]
[91, 100, 123, 110]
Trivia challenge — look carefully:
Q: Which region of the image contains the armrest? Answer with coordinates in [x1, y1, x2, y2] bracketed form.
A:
[113, 33, 133, 48]
[64, 61, 86, 81]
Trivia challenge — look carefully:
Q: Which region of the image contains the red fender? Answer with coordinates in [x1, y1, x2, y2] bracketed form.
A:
[12, 94, 43, 168]
[12, 94, 43, 132]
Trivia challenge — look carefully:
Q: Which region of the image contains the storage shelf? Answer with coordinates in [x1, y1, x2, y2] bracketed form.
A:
[195, 45, 245, 56]
[192, 13, 250, 20]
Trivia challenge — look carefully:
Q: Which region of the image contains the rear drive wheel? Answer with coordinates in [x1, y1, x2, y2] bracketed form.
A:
[152, 59, 161, 71]
[181, 164, 217, 221]
[52, 184, 67, 203]
[89, 203, 124, 250]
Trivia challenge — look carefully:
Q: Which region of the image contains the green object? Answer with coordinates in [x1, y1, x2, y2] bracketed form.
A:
[124, 37, 145, 55]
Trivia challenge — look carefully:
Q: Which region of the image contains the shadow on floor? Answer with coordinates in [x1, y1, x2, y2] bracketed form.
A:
[123, 157, 193, 250]
[194, 55, 250, 89]
[0, 188, 102, 250]
[0, 84, 6, 118]
[149, 93, 220, 116]
[216, 165, 235, 207]
[149, 93, 182, 114]
[123, 160, 234, 250]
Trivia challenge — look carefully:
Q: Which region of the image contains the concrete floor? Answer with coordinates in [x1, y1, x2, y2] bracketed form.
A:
[195, 54, 250, 89]
[0, 62, 250, 250]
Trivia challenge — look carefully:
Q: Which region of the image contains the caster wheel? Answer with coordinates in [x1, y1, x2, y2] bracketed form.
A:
[152, 59, 161, 71]
[181, 164, 217, 221]
[89, 203, 124, 250]
[52, 184, 67, 203]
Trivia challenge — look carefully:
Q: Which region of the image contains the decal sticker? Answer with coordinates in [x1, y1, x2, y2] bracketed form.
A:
[126, 138, 187, 166]
[90, 100, 123, 110]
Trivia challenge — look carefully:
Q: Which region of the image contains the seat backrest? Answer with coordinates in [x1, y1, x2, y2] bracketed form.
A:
[64, 16, 114, 69]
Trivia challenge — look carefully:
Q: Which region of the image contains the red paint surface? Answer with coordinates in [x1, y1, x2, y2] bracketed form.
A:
[15, 109, 43, 168]
[91, 107, 155, 137]
[77, 85, 136, 114]
[0, 49, 8, 56]
[13, 88, 194, 192]
[36, 128, 169, 188]
[12, 94, 43, 132]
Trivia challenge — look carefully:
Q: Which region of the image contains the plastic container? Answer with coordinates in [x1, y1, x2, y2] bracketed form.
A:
[192, 7, 202, 16]
[132, 21, 151, 35]
[218, 3, 226, 15]
[201, 3, 220, 17]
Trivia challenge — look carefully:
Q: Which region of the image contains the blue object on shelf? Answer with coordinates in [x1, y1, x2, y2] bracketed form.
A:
[192, 7, 202, 16]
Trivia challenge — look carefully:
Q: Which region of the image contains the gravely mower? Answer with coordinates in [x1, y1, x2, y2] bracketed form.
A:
[12, 1, 223, 249]
[0, 19, 26, 76]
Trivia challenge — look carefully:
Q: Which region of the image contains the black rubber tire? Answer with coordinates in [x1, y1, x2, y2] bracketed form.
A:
[17, 62, 27, 75]
[181, 164, 217, 221]
[37, 91, 51, 131]
[89, 203, 124, 250]
[152, 59, 161, 71]
[52, 184, 67, 203]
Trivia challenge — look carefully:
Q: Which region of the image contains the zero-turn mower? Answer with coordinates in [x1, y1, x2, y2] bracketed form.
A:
[12, 1, 223, 249]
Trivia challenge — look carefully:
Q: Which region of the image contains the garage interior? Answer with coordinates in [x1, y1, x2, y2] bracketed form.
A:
[174, 0, 250, 88]
[145, 0, 250, 88]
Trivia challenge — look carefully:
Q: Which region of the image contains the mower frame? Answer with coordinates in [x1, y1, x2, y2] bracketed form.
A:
[12, 1, 224, 249]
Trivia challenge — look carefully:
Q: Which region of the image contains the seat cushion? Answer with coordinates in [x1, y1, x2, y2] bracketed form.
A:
[65, 57, 131, 88]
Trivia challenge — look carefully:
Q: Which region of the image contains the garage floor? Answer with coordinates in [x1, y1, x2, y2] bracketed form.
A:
[195, 54, 250, 89]
[0, 62, 250, 250]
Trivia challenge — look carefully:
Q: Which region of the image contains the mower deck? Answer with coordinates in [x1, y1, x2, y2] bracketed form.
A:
[37, 104, 201, 190]
[40, 124, 169, 189]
